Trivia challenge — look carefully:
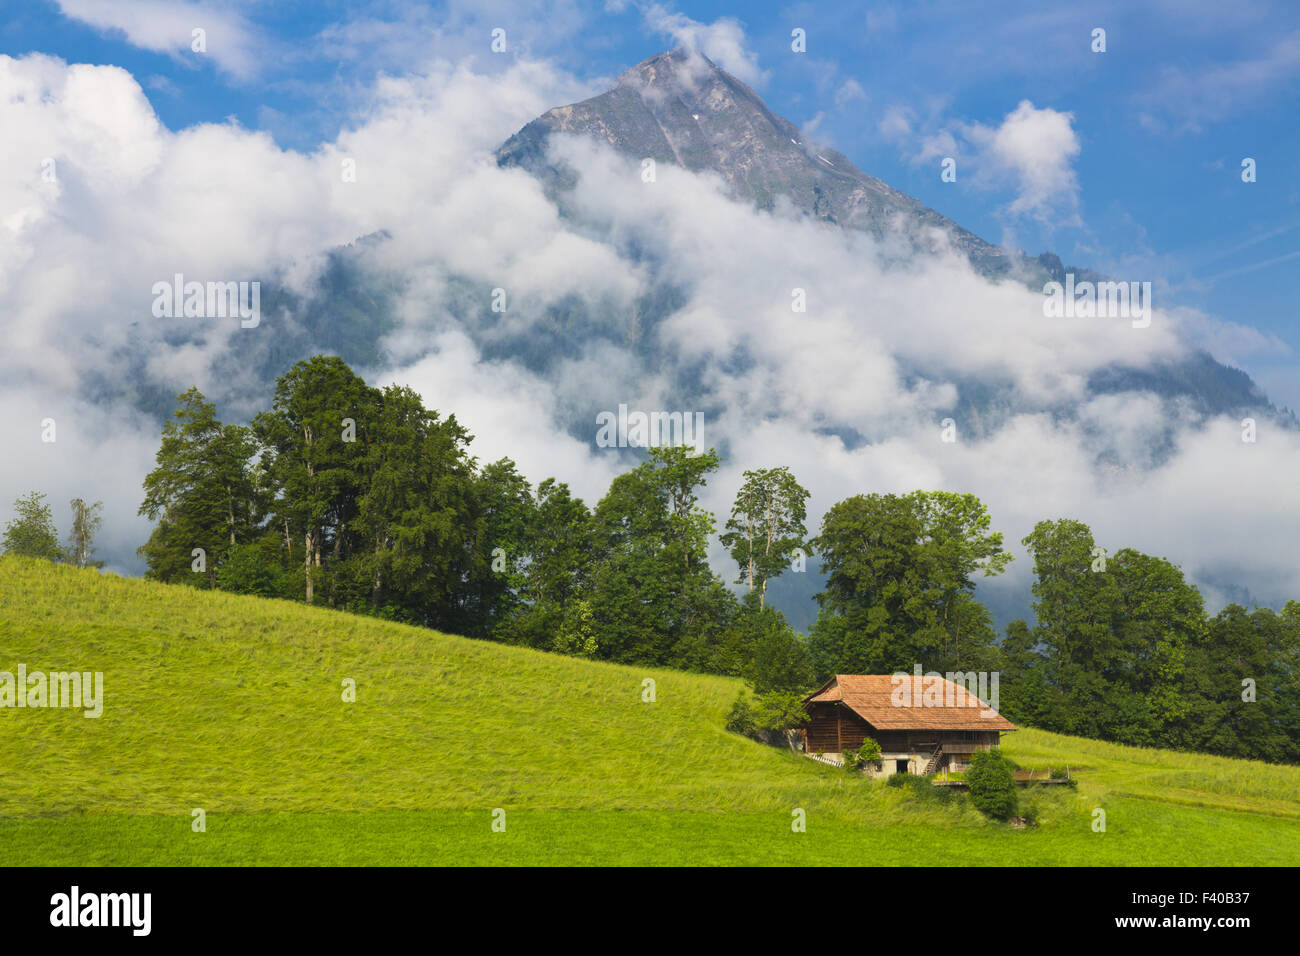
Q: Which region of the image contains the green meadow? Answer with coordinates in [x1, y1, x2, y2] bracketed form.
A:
[2, 556, 1298, 866]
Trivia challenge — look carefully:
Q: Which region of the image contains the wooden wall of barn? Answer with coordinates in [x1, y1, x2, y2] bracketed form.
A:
[805, 703, 875, 753]
[804, 703, 842, 753]
[804, 705, 1005, 756]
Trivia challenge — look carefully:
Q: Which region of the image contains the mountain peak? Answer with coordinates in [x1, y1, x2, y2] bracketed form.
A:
[637, 46, 712, 67]
[614, 47, 717, 88]
[497, 49, 1012, 275]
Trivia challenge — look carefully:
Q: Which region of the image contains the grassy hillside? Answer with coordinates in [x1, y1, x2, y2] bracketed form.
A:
[1, 556, 1298, 866]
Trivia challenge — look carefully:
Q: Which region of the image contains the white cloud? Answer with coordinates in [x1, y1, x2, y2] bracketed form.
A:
[834, 78, 867, 107]
[0, 387, 159, 575]
[643, 5, 764, 86]
[311, 0, 590, 77]
[381, 331, 622, 506]
[878, 104, 912, 141]
[55, 0, 261, 80]
[965, 100, 1081, 223]
[880, 99, 1082, 225]
[1, 48, 1295, 618]
[1172, 305, 1291, 367]
[1136, 29, 1300, 132]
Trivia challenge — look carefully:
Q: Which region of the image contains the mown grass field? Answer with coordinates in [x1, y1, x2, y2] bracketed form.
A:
[2, 556, 1298, 866]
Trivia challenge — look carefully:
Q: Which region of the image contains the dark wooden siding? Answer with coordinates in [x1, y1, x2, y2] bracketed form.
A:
[804, 705, 1005, 756]
[805, 703, 841, 753]
[805, 703, 876, 754]
[875, 732, 912, 752]
[837, 709, 873, 751]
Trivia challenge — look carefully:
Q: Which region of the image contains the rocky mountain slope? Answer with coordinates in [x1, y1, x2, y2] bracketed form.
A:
[496, 48, 1278, 424]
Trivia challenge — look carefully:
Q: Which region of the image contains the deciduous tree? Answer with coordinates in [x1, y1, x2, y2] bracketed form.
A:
[720, 466, 810, 609]
[2, 491, 62, 561]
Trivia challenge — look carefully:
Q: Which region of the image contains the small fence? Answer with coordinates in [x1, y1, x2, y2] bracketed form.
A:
[936, 767, 1075, 788]
[804, 752, 844, 767]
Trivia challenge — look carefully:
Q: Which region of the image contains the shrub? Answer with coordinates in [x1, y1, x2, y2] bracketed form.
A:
[725, 694, 757, 738]
[752, 690, 808, 731]
[967, 748, 1019, 820]
[894, 773, 950, 803]
[216, 543, 283, 597]
[856, 738, 882, 765]
[752, 690, 809, 752]
[552, 599, 598, 658]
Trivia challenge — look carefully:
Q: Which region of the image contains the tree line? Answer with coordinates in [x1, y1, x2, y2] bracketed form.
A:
[2, 492, 104, 568]
[129, 356, 815, 687]
[1002, 520, 1299, 763]
[4, 353, 1296, 765]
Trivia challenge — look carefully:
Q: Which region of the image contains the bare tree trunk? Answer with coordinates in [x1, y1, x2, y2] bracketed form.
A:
[746, 516, 755, 592]
[303, 425, 315, 603]
[760, 506, 775, 609]
[226, 483, 236, 545]
[304, 529, 314, 604]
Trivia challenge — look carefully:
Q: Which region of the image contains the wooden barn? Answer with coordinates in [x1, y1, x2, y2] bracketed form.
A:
[802, 674, 1016, 776]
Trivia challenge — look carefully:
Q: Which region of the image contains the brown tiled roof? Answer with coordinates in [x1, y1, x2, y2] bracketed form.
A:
[806, 674, 1016, 732]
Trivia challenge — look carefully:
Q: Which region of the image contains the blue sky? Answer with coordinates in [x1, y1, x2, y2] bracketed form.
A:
[6, 1, 1300, 607]
[5, 0, 1299, 406]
